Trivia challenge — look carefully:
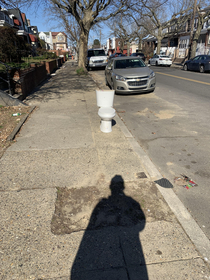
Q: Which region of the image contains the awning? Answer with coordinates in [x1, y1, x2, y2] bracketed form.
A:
[29, 34, 38, 42]
[14, 18, 21, 26]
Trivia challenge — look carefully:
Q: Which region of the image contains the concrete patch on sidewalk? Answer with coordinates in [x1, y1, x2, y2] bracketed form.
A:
[51, 180, 176, 235]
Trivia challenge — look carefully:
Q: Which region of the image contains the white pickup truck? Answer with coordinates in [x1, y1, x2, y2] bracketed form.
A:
[86, 48, 108, 70]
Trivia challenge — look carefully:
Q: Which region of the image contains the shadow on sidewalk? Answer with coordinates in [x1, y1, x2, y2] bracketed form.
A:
[70, 175, 148, 280]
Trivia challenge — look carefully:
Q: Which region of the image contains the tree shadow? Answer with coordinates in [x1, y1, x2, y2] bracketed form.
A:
[70, 175, 148, 280]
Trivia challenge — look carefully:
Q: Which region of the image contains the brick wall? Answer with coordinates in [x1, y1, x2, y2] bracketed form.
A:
[45, 60, 57, 74]
[12, 58, 66, 99]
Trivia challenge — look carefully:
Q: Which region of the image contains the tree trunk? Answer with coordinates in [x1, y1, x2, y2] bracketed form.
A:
[156, 37, 162, 54]
[127, 41, 130, 56]
[138, 38, 142, 52]
[78, 30, 89, 68]
[156, 27, 163, 55]
[190, 16, 203, 59]
[120, 39, 124, 53]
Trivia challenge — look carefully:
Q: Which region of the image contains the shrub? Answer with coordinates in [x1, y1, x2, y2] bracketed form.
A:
[0, 27, 31, 63]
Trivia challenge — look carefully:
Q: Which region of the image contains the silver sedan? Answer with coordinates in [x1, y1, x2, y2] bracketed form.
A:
[105, 57, 156, 94]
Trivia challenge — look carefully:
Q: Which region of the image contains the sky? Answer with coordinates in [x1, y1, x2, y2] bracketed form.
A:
[24, 3, 110, 45]
[24, 3, 54, 33]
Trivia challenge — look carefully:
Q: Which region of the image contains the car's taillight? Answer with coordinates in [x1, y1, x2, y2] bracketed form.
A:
[159, 58, 163, 60]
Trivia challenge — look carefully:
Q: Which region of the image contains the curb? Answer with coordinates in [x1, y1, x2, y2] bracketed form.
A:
[7, 106, 36, 141]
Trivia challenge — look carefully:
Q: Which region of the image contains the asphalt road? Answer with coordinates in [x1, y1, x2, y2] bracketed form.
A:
[91, 66, 210, 241]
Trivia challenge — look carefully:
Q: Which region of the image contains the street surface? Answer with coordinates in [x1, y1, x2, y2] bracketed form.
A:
[90, 66, 210, 241]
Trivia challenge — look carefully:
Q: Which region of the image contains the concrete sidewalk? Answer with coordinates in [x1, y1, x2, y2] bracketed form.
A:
[0, 61, 209, 280]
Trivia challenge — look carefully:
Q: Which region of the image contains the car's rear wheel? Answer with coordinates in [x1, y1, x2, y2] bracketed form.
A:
[156, 61, 158, 66]
[183, 64, 188, 71]
[199, 65, 205, 73]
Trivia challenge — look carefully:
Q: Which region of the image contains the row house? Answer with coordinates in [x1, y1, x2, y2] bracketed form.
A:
[142, 7, 210, 60]
[106, 37, 137, 56]
[38, 32, 68, 51]
[0, 7, 39, 52]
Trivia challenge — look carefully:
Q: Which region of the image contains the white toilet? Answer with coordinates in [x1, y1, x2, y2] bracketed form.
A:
[96, 90, 116, 133]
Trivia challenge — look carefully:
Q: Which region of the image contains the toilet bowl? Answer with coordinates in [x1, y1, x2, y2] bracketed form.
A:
[96, 90, 116, 133]
[98, 107, 116, 133]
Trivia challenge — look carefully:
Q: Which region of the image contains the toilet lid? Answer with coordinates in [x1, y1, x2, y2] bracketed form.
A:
[98, 107, 115, 118]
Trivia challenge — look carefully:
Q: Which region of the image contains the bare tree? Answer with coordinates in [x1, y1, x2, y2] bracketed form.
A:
[107, 14, 134, 55]
[49, 0, 129, 68]
[132, 0, 193, 54]
[190, 4, 210, 58]
[107, 13, 146, 55]
[47, 5, 81, 58]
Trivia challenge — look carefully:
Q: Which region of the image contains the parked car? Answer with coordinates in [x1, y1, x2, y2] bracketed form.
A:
[183, 55, 210, 73]
[86, 48, 108, 70]
[130, 52, 145, 61]
[149, 55, 172, 66]
[108, 52, 125, 60]
[105, 57, 156, 94]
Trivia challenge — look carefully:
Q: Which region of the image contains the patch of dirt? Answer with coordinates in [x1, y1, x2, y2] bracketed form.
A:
[0, 105, 31, 158]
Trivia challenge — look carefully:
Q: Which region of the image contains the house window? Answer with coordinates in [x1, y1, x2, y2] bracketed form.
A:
[57, 35, 64, 41]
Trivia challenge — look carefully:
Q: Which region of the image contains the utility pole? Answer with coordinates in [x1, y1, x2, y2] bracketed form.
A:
[188, 0, 197, 59]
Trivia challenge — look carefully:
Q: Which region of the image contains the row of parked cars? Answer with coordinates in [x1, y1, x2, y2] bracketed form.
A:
[85, 48, 174, 70]
[85, 48, 155, 94]
[86, 49, 147, 71]
[85, 48, 210, 95]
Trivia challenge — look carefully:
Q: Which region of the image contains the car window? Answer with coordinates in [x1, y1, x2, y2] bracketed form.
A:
[192, 56, 200, 61]
[87, 50, 94, 57]
[88, 49, 106, 57]
[114, 59, 145, 69]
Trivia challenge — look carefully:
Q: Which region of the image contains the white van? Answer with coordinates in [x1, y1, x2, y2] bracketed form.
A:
[86, 48, 108, 70]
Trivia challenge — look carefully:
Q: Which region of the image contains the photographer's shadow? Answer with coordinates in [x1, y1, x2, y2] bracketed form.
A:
[71, 175, 148, 280]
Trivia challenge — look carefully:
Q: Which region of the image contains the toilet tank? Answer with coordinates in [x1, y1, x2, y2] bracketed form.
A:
[96, 90, 115, 107]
